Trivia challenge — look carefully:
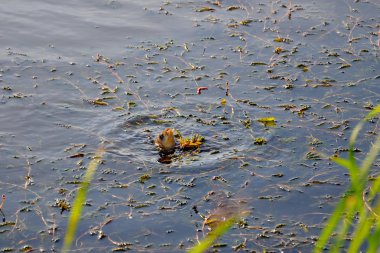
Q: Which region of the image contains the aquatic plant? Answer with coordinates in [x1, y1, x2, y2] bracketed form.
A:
[62, 147, 104, 252]
[313, 104, 380, 252]
[175, 130, 205, 150]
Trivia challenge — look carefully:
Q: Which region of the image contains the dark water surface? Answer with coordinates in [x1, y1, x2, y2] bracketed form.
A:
[0, 0, 379, 252]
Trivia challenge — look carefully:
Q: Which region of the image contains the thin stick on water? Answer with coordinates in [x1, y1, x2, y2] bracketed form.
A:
[288, 0, 292, 20]
[0, 195, 6, 222]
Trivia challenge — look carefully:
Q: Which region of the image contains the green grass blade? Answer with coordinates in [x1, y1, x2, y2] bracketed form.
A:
[368, 176, 380, 203]
[348, 105, 380, 168]
[347, 207, 372, 253]
[350, 104, 380, 146]
[188, 216, 237, 253]
[331, 157, 354, 171]
[330, 194, 359, 253]
[358, 134, 380, 183]
[314, 105, 380, 252]
[364, 104, 380, 121]
[347, 137, 380, 252]
[313, 195, 348, 253]
[332, 157, 359, 185]
[368, 201, 380, 253]
[368, 228, 380, 253]
[62, 147, 104, 252]
[349, 121, 363, 152]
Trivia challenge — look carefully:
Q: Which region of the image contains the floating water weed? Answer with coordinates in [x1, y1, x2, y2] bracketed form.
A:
[176, 130, 205, 150]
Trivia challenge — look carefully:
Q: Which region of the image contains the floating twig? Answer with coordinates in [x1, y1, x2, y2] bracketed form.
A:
[197, 86, 208, 95]
[0, 195, 6, 222]
[288, 0, 292, 20]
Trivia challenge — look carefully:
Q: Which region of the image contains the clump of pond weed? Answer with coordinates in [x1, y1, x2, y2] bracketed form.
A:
[175, 130, 205, 150]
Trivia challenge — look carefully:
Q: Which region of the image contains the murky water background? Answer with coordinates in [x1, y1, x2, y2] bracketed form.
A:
[0, 0, 379, 252]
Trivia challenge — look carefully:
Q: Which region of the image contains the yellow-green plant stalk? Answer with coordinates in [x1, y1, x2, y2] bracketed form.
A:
[188, 216, 237, 253]
[62, 146, 105, 252]
[314, 104, 380, 253]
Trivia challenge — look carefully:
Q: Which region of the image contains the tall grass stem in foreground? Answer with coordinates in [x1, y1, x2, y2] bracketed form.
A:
[62, 147, 104, 252]
[313, 104, 380, 253]
[188, 216, 237, 253]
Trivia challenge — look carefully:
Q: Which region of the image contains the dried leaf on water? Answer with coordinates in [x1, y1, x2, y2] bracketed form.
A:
[237, 99, 257, 106]
[240, 19, 254, 26]
[20, 245, 33, 252]
[338, 63, 351, 69]
[308, 136, 323, 146]
[89, 99, 108, 106]
[240, 119, 251, 129]
[196, 7, 215, 12]
[274, 47, 283, 54]
[226, 6, 240, 11]
[128, 101, 136, 109]
[69, 153, 85, 158]
[311, 83, 333, 88]
[54, 199, 71, 213]
[254, 137, 267, 145]
[304, 148, 322, 160]
[250, 62, 267, 66]
[296, 105, 311, 117]
[112, 107, 125, 111]
[297, 63, 309, 72]
[278, 104, 296, 110]
[183, 43, 190, 52]
[139, 174, 151, 184]
[274, 37, 292, 43]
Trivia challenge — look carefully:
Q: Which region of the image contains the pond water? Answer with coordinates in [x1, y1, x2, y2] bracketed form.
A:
[0, 0, 379, 252]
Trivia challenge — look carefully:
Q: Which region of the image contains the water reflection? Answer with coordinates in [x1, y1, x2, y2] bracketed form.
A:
[157, 153, 174, 164]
